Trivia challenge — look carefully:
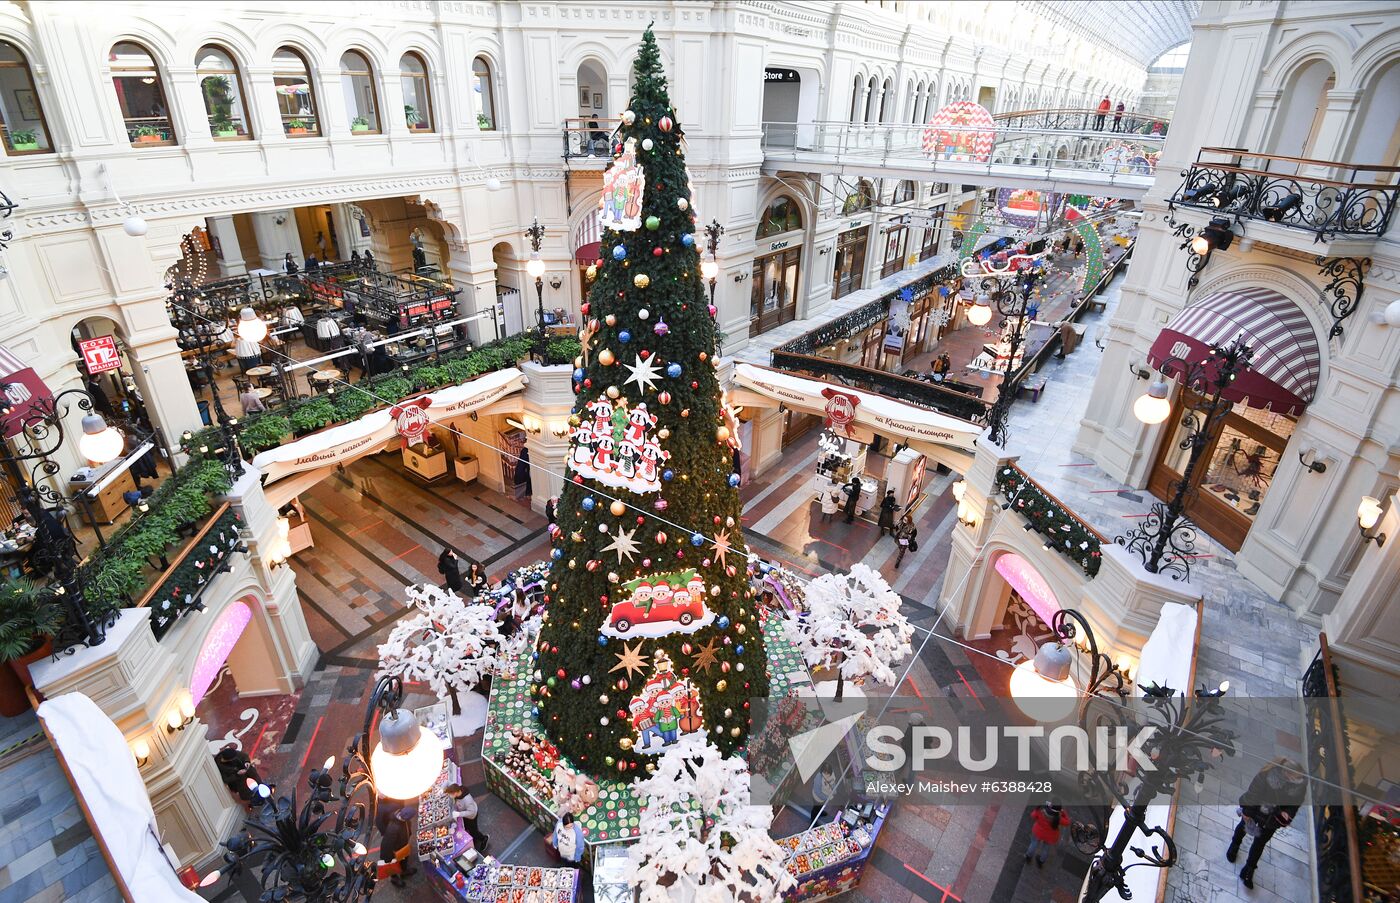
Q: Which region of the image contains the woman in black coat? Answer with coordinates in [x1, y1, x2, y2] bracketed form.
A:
[465, 561, 488, 596]
[437, 548, 464, 594]
[1227, 758, 1307, 888]
[877, 489, 899, 536]
[842, 476, 863, 524]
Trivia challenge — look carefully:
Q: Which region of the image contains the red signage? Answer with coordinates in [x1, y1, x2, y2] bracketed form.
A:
[390, 395, 433, 448]
[0, 344, 53, 439]
[79, 335, 122, 374]
[821, 387, 860, 436]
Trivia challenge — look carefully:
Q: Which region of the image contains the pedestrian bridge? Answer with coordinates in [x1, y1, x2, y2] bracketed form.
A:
[759, 108, 1167, 198]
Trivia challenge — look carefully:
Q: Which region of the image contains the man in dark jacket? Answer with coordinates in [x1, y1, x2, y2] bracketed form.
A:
[877, 489, 899, 537]
[1227, 758, 1307, 888]
[379, 807, 417, 886]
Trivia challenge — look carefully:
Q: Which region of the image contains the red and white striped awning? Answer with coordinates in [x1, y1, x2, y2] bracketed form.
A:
[1147, 286, 1320, 416]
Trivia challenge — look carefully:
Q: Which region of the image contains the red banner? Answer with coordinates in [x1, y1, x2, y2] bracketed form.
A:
[79, 335, 122, 374]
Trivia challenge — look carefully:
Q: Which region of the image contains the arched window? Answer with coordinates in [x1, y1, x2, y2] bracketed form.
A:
[865, 76, 878, 122]
[842, 179, 874, 214]
[340, 50, 380, 133]
[756, 196, 802, 238]
[110, 42, 175, 146]
[399, 52, 433, 131]
[910, 81, 925, 124]
[473, 56, 496, 130]
[893, 180, 915, 203]
[273, 46, 319, 136]
[878, 78, 892, 122]
[196, 45, 250, 140]
[849, 75, 863, 122]
[0, 41, 52, 154]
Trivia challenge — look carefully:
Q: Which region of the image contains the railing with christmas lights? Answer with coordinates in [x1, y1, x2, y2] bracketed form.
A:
[994, 464, 1106, 577]
[1302, 634, 1372, 903]
[136, 505, 246, 641]
[1168, 148, 1400, 242]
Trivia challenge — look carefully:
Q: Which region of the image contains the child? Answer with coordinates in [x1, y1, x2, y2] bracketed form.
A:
[1026, 803, 1066, 867]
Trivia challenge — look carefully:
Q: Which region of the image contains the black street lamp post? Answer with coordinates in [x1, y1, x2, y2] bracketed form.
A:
[1117, 336, 1253, 580]
[1011, 609, 1236, 903]
[977, 264, 1044, 447]
[213, 675, 442, 902]
[524, 218, 548, 363]
[701, 219, 724, 356]
[0, 388, 129, 652]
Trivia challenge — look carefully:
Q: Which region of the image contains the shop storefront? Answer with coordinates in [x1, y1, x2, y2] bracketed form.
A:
[832, 225, 868, 299]
[1144, 286, 1318, 553]
[751, 243, 802, 335]
[879, 222, 908, 278]
[918, 207, 944, 261]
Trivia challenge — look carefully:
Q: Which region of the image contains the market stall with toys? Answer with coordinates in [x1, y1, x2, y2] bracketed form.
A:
[776, 803, 890, 901]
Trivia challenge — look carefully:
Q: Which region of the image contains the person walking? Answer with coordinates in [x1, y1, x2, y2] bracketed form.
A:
[1112, 101, 1125, 132]
[895, 514, 918, 568]
[443, 783, 490, 854]
[1227, 758, 1307, 889]
[552, 812, 585, 864]
[877, 489, 899, 537]
[1094, 96, 1111, 131]
[842, 475, 863, 525]
[438, 548, 464, 594]
[378, 807, 417, 886]
[1025, 803, 1067, 867]
[819, 488, 840, 523]
[930, 353, 951, 382]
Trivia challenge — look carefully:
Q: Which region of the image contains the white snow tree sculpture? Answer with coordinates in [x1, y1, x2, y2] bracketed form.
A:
[785, 562, 914, 701]
[377, 583, 507, 716]
[626, 732, 794, 903]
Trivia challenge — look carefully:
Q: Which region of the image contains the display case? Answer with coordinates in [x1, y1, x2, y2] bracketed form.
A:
[425, 856, 580, 903]
[777, 804, 890, 901]
[591, 842, 637, 903]
[404, 441, 449, 482]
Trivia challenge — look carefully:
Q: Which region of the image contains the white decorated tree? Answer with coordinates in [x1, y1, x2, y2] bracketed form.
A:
[378, 583, 507, 721]
[627, 733, 794, 903]
[785, 562, 914, 701]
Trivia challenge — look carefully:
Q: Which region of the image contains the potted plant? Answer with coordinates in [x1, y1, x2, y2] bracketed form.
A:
[286, 118, 308, 135]
[477, 113, 492, 130]
[9, 129, 38, 151]
[351, 116, 371, 133]
[0, 579, 63, 716]
[134, 125, 163, 144]
[404, 105, 425, 129]
[211, 116, 237, 138]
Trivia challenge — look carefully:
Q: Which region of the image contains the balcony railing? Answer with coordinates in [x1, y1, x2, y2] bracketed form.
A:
[992, 107, 1169, 136]
[771, 349, 991, 423]
[1302, 634, 1370, 903]
[1168, 147, 1400, 241]
[994, 463, 1105, 576]
[136, 505, 245, 641]
[563, 117, 620, 159]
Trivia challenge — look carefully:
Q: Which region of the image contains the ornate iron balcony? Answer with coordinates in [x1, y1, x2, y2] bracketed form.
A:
[1169, 148, 1400, 242]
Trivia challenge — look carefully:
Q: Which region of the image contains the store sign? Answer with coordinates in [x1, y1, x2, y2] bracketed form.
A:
[79, 336, 122, 374]
[402, 296, 453, 322]
[391, 395, 433, 447]
[768, 239, 790, 252]
[821, 387, 860, 436]
[0, 343, 53, 440]
[764, 68, 800, 83]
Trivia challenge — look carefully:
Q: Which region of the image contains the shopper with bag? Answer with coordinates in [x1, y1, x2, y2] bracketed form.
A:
[1227, 758, 1307, 888]
[819, 489, 840, 523]
[895, 514, 918, 568]
[378, 807, 417, 887]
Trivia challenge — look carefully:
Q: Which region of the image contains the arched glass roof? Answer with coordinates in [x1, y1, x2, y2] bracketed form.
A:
[1022, 1, 1201, 67]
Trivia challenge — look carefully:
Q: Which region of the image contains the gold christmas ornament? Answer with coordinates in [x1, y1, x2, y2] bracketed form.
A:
[633, 273, 651, 289]
[606, 385, 620, 399]
[609, 500, 626, 516]
[619, 737, 633, 750]
[716, 426, 730, 442]
[599, 349, 616, 366]
[586, 264, 597, 280]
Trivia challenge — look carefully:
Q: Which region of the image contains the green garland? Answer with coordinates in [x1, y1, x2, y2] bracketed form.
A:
[995, 465, 1103, 577]
[147, 508, 245, 639]
[184, 330, 577, 456]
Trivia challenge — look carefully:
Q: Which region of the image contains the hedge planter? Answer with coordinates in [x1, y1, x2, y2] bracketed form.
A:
[1, 636, 53, 716]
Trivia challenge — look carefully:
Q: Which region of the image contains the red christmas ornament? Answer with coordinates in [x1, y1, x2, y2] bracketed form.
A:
[659, 115, 673, 132]
[658, 391, 672, 405]
[652, 247, 663, 257]
[581, 303, 590, 316]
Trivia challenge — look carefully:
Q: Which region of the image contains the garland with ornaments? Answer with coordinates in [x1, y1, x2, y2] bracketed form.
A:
[148, 509, 246, 639]
[995, 465, 1104, 577]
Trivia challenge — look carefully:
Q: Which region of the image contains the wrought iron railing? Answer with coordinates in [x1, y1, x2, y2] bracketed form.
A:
[992, 107, 1169, 136]
[771, 350, 990, 423]
[1168, 147, 1400, 242]
[562, 117, 620, 159]
[1302, 634, 1367, 903]
[994, 463, 1105, 576]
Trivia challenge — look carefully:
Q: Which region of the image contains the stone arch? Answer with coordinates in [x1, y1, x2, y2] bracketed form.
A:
[1265, 56, 1336, 160]
[185, 590, 288, 705]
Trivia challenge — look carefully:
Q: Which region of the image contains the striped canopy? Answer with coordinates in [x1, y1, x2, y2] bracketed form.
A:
[1147, 286, 1320, 416]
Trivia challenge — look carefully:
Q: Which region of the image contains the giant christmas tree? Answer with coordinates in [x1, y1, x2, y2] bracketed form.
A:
[531, 28, 768, 779]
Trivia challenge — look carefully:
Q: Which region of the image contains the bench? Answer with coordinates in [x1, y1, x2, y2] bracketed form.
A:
[1018, 374, 1048, 402]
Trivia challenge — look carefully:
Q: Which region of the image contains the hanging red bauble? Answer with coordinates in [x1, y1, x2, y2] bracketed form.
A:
[658, 391, 671, 404]
[659, 115, 673, 132]
[652, 247, 663, 257]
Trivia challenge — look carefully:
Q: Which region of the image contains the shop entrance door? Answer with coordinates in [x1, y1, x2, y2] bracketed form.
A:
[750, 248, 801, 336]
[833, 228, 867, 299]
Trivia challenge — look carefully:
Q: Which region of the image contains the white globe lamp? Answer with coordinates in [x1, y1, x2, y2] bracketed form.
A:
[1133, 380, 1172, 425]
[369, 709, 443, 800]
[236, 307, 267, 343]
[1009, 642, 1078, 723]
[122, 215, 148, 237]
[78, 414, 124, 464]
[525, 251, 546, 281]
[966, 295, 993, 326]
